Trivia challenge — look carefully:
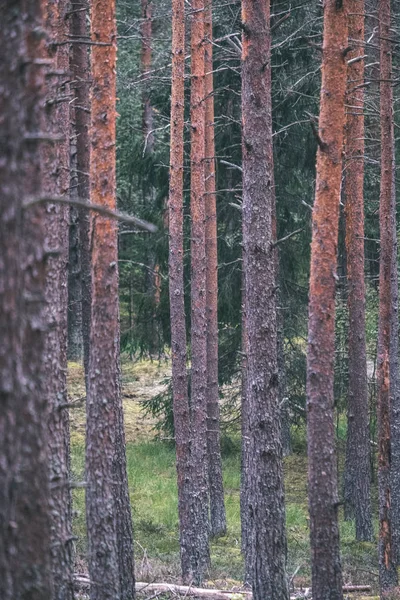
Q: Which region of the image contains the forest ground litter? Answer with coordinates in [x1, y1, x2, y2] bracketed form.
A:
[68, 359, 380, 597]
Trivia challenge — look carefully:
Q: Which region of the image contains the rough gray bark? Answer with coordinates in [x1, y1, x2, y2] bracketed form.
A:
[342, 0, 373, 542]
[70, 0, 91, 381]
[306, 2, 347, 599]
[241, 0, 288, 596]
[41, 1, 75, 597]
[67, 202, 83, 362]
[377, 0, 398, 589]
[168, 0, 194, 582]
[0, 2, 53, 598]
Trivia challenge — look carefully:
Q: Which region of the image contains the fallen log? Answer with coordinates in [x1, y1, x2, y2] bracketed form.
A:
[74, 576, 371, 599]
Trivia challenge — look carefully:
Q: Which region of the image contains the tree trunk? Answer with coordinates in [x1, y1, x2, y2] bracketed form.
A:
[377, 0, 398, 589]
[241, 0, 288, 597]
[168, 0, 193, 582]
[85, 1, 135, 599]
[68, 202, 83, 362]
[204, 0, 226, 539]
[70, 0, 91, 383]
[141, 0, 154, 154]
[41, 1, 75, 598]
[0, 2, 53, 598]
[240, 267, 250, 575]
[342, 0, 373, 541]
[188, 0, 211, 581]
[306, 2, 347, 599]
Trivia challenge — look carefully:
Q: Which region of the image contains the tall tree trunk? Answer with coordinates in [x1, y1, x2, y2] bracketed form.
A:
[204, 0, 226, 539]
[241, 0, 288, 597]
[141, 0, 154, 154]
[168, 0, 193, 581]
[377, 0, 398, 589]
[85, 1, 135, 599]
[189, 0, 211, 581]
[240, 267, 250, 574]
[42, 1, 75, 598]
[306, 2, 347, 599]
[67, 202, 83, 362]
[70, 0, 91, 383]
[0, 2, 53, 598]
[343, 0, 373, 541]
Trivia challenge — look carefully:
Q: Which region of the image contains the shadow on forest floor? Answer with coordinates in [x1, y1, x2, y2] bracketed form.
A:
[68, 359, 379, 597]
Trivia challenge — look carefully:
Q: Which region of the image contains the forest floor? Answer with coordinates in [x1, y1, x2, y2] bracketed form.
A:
[68, 358, 380, 599]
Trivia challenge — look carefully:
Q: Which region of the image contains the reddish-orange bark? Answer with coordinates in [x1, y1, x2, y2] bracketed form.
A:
[189, 0, 210, 581]
[377, 0, 398, 590]
[168, 0, 192, 582]
[86, 1, 135, 598]
[343, 0, 372, 541]
[204, 0, 226, 539]
[306, 2, 348, 598]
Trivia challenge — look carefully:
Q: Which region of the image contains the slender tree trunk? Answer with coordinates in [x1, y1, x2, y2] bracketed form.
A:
[306, 2, 347, 599]
[41, 2, 75, 598]
[240, 267, 250, 574]
[377, 0, 398, 589]
[86, 1, 135, 599]
[241, 0, 288, 597]
[204, 0, 226, 539]
[0, 2, 53, 598]
[168, 0, 193, 581]
[141, 0, 154, 154]
[68, 202, 83, 362]
[70, 0, 91, 382]
[343, 0, 373, 541]
[189, 0, 211, 580]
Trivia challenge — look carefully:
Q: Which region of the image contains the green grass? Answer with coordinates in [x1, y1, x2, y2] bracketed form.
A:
[69, 359, 380, 591]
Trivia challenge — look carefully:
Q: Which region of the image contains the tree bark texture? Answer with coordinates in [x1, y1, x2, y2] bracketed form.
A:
[189, 0, 211, 581]
[204, 0, 226, 539]
[70, 0, 91, 382]
[86, 1, 135, 599]
[240, 267, 250, 572]
[377, 0, 398, 589]
[0, 2, 53, 598]
[342, 0, 373, 542]
[306, 2, 347, 599]
[68, 203, 83, 361]
[42, 1, 75, 597]
[241, 0, 288, 597]
[168, 0, 193, 582]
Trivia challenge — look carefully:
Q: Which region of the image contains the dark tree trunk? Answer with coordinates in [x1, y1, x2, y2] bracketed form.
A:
[306, 2, 347, 599]
[0, 2, 53, 598]
[188, 0, 211, 581]
[70, 0, 91, 382]
[377, 0, 398, 589]
[241, 0, 288, 597]
[67, 202, 83, 362]
[85, 1, 135, 598]
[168, 0, 193, 581]
[342, 0, 373, 541]
[204, 0, 226, 539]
[41, 1, 75, 598]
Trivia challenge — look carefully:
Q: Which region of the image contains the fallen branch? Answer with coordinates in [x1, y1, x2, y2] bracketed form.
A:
[74, 577, 371, 599]
[24, 196, 157, 232]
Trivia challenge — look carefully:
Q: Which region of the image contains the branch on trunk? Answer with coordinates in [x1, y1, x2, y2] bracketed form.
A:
[307, 117, 327, 151]
[24, 196, 158, 232]
[272, 228, 304, 248]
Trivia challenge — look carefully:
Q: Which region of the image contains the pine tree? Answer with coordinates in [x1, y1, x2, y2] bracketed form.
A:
[42, 0, 75, 596]
[204, 0, 226, 539]
[241, 0, 288, 596]
[188, 0, 211, 580]
[168, 0, 193, 582]
[0, 2, 52, 597]
[343, 0, 373, 541]
[306, 1, 348, 598]
[85, 0, 135, 598]
[377, 0, 398, 589]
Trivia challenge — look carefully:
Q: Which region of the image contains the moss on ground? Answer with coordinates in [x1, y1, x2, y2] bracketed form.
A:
[69, 359, 379, 594]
